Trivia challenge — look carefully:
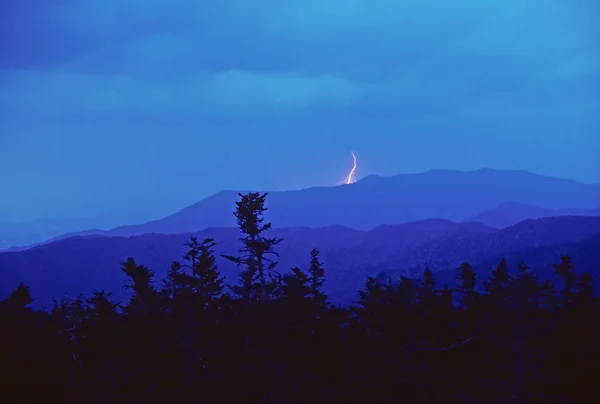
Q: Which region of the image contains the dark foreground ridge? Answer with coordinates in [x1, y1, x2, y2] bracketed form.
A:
[2, 214, 600, 308]
[1, 192, 599, 403]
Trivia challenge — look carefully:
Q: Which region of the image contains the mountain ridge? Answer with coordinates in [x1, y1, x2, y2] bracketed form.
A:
[2, 168, 600, 250]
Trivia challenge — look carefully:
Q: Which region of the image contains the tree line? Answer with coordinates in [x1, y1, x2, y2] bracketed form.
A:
[1, 192, 598, 403]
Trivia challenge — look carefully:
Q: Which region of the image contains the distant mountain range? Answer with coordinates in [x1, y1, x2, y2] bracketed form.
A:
[2, 216, 599, 308]
[2, 168, 600, 250]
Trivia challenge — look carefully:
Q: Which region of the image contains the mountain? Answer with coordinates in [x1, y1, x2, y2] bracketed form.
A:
[53, 168, 600, 239]
[4, 168, 599, 251]
[468, 201, 600, 228]
[2, 216, 599, 309]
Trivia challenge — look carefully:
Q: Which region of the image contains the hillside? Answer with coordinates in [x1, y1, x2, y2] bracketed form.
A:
[2, 215, 599, 308]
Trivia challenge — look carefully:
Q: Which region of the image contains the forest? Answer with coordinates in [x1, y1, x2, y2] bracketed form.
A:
[1, 192, 598, 403]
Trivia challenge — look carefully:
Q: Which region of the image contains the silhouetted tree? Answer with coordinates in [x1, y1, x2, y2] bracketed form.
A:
[420, 266, 436, 300]
[121, 258, 158, 314]
[574, 273, 596, 308]
[0, 282, 34, 311]
[484, 258, 512, 302]
[397, 276, 419, 308]
[438, 284, 454, 307]
[86, 290, 119, 318]
[223, 192, 282, 301]
[553, 254, 577, 307]
[455, 262, 478, 310]
[307, 248, 328, 307]
[181, 237, 225, 306]
[162, 260, 186, 302]
[417, 267, 440, 345]
[282, 266, 311, 301]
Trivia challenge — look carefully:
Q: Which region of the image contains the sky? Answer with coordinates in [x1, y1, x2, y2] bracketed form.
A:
[1, 0, 599, 223]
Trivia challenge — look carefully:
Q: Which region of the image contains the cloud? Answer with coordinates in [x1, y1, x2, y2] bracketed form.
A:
[0, 68, 370, 122]
[0, 0, 598, 123]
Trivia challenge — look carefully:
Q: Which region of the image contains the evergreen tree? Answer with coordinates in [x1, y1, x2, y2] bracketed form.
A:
[0, 282, 35, 311]
[455, 262, 478, 309]
[51, 294, 86, 331]
[355, 276, 397, 334]
[86, 290, 119, 318]
[182, 237, 225, 306]
[120, 257, 157, 313]
[223, 192, 282, 301]
[162, 260, 186, 302]
[397, 276, 419, 308]
[484, 258, 512, 300]
[511, 262, 554, 311]
[509, 262, 555, 400]
[282, 266, 311, 301]
[307, 248, 328, 307]
[574, 273, 596, 308]
[438, 284, 454, 307]
[357, 276, 394, 309]
[420, 266, 436, 305]
[553, 254, 577, 307]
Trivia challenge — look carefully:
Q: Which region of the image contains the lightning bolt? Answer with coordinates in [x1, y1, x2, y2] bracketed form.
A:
[345, 151, 357, 185]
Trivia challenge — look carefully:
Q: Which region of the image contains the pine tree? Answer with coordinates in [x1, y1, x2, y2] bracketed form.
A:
[574, 273, 596, 308]
[455, 262, 478, 309]
[307, 248, 328, 307]
[357, 276, 394, 308]
[120, 257, 157, 313]
[420, 266, 436, 305]
[231, 266, 259, 302]
[182, 237, 225, 306]
[438, 284, 454, 307]
[162, 260, 186, 301]
[484, 259, 511, 297]
[553, 255, 576, 307]
[355, 276, 397, 334]
[0, 282, 35, 311]
[282, 267, 311, 301]
[397, 276, 419, 308]
[223, 192, 282, 301]
[509, 261, 556, 400]
[86, 290, 119, 318]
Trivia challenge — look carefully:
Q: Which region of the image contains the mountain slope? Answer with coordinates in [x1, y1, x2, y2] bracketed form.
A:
[2, 216, 599, 309]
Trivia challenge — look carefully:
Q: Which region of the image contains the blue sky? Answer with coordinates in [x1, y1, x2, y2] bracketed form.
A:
[1, 0, 599, 223]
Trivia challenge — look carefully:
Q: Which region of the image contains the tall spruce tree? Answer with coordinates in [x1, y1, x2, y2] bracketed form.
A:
[223, 192, 282, 301]
[307, 248, 328, 307]
[456, 262, 478, 309]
